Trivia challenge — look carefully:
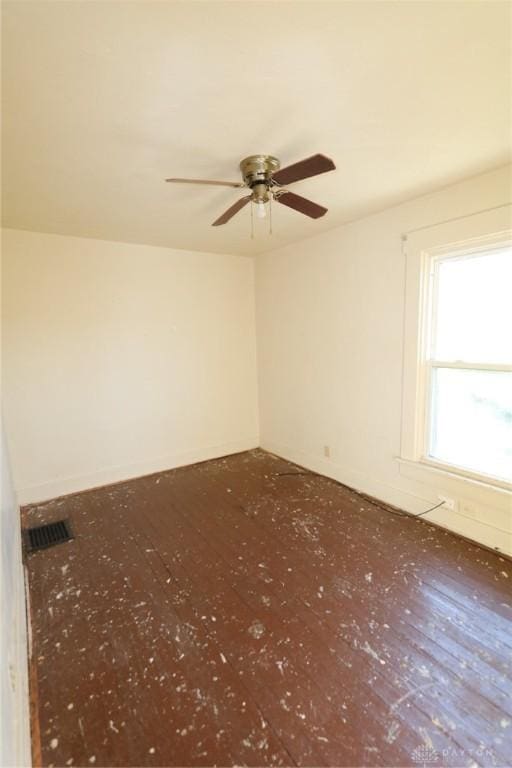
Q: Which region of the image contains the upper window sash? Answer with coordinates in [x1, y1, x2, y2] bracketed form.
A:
[426, 243, 512, 367]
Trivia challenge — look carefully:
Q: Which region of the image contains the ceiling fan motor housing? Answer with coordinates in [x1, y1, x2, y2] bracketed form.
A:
[240, 155, 280, 201]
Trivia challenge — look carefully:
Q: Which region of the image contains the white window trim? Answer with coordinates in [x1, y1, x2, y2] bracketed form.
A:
[400, 205, 512, 493]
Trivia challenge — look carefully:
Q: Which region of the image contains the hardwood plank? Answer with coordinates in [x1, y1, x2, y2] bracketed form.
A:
[22, 449, 512, 767]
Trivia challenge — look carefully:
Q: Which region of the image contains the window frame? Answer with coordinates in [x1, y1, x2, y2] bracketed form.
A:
[421, 242, 512, 485]
[400, 206, 512, 492]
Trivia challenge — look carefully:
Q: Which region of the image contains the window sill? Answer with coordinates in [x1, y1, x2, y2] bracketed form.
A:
[396, 457, 512, 501]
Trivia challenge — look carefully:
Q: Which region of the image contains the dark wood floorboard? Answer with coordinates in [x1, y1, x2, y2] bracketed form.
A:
[22, 449, 512, 767]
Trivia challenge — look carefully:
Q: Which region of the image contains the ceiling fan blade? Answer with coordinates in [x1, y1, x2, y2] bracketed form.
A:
[166, 178, 245, 188]
[276, 191, 327, 219]
[212, 195, 252, 226]
[272, 154, 335, 186]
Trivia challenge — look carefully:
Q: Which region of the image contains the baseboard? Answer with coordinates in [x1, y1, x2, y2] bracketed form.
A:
[17, 437, 259, 506]
[18, 436, 510, 555]
[261, 439, 512, 557]
[261, 438, 436, 509]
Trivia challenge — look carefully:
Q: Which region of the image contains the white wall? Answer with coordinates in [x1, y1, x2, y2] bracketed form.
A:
[1, 421, 31, 767]
[256, 165, 512, 555]
[2, 230, 259, 504]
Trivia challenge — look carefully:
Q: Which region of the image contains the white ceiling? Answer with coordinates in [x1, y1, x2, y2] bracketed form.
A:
[2, 1, 510, 256]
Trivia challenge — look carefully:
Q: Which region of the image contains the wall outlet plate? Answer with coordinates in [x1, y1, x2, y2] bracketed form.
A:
[438, 494, 456, 511]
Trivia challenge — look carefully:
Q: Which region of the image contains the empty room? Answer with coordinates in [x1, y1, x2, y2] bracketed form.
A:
[1, 1, 511, 766]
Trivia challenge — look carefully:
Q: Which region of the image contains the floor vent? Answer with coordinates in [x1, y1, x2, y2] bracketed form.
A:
[24, 519, 74, 553]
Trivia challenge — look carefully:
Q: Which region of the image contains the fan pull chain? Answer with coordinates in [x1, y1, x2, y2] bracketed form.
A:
[250, 199, 254, 239]
[269, 192, 273, 236]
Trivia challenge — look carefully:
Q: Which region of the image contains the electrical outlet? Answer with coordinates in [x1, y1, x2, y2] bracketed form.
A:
[438, 494, 456, 511]
[323, 445, 331, 458]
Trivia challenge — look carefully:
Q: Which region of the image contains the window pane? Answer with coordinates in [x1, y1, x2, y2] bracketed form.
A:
[429, 367, 512, 482]
[433, 247, 512, 364]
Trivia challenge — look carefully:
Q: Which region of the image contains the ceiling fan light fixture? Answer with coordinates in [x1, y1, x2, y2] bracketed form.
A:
[255, 200, 267, 219]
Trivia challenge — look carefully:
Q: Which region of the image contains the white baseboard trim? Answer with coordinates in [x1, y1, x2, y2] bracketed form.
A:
[17, 437, 259, 505]
[262, 438, 435, 509]
[261, 439, 512, 556]
[17, 436, 511, 556]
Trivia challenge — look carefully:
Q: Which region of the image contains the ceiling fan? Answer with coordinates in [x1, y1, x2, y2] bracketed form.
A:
[165, 153, 336, 227]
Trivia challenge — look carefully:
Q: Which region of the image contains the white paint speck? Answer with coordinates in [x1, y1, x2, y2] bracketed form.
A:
[385, 722, 400, 744]
[248, 620, 265, 639]
[50, 739, 58, 750]
[360, 640, 386, 665]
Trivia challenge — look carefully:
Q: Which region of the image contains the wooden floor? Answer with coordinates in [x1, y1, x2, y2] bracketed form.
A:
[23, 449, 512, 767]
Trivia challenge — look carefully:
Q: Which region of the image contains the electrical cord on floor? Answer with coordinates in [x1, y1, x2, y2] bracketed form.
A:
[274, 468, 447, 520]
[414, 500, 445, 517]
[358, 496, 447, 521]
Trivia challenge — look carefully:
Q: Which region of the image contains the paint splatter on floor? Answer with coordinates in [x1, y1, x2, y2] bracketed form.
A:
[23, 449, 512, 767]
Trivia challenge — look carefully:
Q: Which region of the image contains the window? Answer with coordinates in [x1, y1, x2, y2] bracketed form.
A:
[425, 246, 512, 484]
[400, 206, 512, 491]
